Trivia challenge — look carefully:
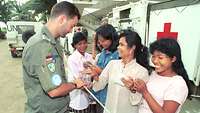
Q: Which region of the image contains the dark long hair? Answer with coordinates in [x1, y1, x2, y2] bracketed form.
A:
[94, 27, 103, 52]
[96, 24, 119, 52]
[150, 38, 191, 97]
[119, 30, 150, 72]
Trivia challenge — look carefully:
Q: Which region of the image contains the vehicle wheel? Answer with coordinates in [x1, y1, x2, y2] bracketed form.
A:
[11, 51, 17, 58]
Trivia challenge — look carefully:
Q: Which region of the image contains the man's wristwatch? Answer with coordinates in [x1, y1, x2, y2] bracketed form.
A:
[71, 82, 77, 88]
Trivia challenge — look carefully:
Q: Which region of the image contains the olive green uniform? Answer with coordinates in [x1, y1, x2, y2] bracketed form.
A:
[22, 26, 69, 113]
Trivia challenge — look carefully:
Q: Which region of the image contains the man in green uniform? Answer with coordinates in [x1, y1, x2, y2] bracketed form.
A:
[22, 1, 85, 113]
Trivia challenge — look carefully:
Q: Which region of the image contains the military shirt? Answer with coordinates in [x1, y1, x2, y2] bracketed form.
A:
[22, 26, 69, 113]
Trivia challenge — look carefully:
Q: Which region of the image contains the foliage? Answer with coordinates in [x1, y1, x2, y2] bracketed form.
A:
[23, 0, 57, 22]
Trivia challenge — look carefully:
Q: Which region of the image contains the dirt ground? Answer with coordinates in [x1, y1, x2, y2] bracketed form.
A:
[0, 40, 25, 113]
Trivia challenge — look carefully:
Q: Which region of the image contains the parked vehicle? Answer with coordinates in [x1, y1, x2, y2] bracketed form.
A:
[6, 21, 42, 57]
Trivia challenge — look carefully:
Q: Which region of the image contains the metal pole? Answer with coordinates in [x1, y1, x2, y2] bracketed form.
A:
[83, 86, 111, 113]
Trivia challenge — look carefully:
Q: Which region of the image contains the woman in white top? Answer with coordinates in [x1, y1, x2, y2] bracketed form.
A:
[88, 30, 150, 113]
[67, 32, 94, 113]
[130, 38, 190, 113]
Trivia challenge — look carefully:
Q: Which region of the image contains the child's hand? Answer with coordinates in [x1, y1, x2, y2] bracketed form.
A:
[132, 79, 147, 95]
[89, 65, 102, 75]
[121, 76, 134, 90]
[86, 82, 93, 89]
[81, 66, 102, 77]
[83, 61, 102, 75]
[81, 68, 98, 76]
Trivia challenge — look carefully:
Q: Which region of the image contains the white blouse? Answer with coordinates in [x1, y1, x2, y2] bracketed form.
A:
[67, 50, 94, 110]
[93, 59, 149, 113]
[139, 71, 188, 113]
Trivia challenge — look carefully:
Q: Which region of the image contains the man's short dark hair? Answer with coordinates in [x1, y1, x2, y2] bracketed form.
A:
[50, 1, 81, 20]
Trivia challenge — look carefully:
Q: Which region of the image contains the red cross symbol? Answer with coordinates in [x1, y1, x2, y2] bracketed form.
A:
[157, 23, 178, 40]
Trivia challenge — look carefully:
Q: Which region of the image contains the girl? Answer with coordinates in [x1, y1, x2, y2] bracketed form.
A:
[132, 38, 190, 113]
[91, 24, 120, 113]
[67, 32, 94, 113]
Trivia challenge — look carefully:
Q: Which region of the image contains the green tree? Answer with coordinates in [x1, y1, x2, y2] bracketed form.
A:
[0, 0, 13, 22]
[0, 0, 35, 22]
[10, 0, 36, 21]
[23, 0, 57, 22]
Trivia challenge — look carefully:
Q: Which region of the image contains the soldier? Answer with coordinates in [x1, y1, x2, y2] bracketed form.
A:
[22, 1, 85, 113]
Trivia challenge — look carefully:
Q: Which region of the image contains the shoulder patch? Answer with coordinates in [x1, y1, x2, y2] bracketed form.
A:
[47, 63, 56, 72]
[52, 74, 62, 86]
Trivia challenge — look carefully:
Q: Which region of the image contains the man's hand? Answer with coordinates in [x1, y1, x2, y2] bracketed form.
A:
[73, 79, 86, 89]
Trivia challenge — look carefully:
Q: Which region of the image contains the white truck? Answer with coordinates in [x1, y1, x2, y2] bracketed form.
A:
[6, 21, 42, 57]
